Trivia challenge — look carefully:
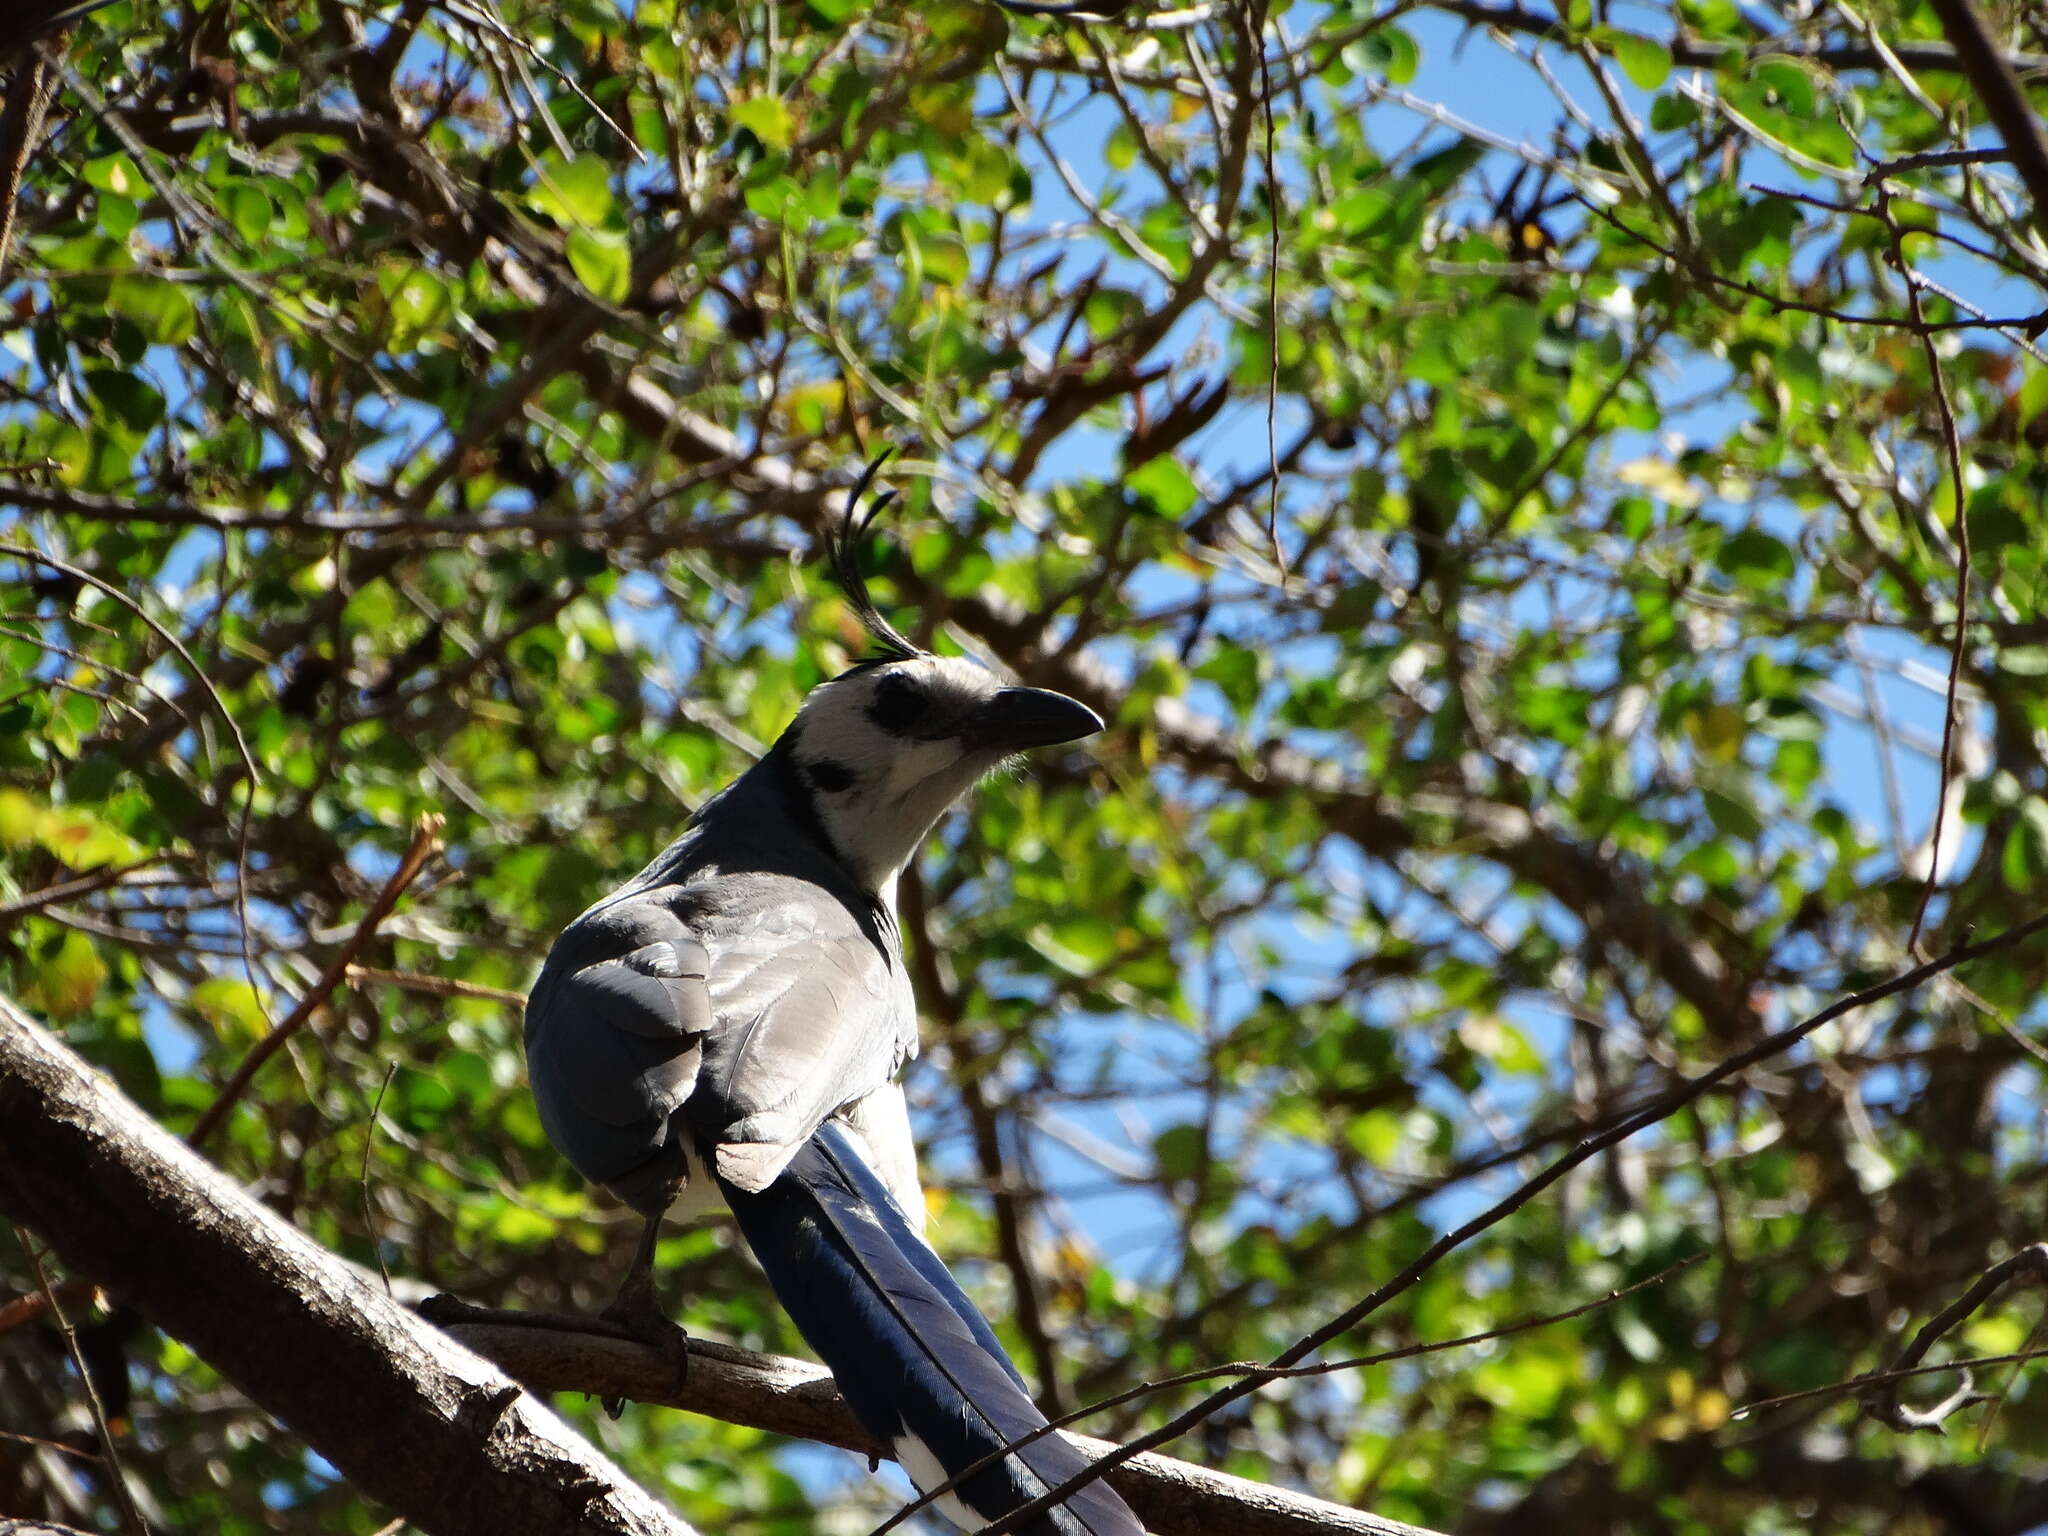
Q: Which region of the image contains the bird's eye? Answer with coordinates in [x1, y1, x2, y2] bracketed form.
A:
[868, 671, 927, 733]
[807, 759, 857, 793]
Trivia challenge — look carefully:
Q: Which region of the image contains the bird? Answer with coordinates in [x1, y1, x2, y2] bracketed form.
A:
[521, 455, 1143, 1536]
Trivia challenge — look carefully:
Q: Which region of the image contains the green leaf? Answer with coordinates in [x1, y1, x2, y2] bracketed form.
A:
[1716, 527, 1795, 586]
[1343, 1109, 1405, 1165]
[1606, 30, 1671, 88]
[1702, 785, 1764, 841]
[526, 153, 617, 229]
[566, 230, 631, 304]
[731, 96, 796, 151]
[27, 930, 106, 1019]
[1106, 124, 1138, 173]
[106, 275, 197, 344]
[377, 266, 453, 343]
[1195, 645, 1263, 713]
[2005, 798, 2048, 891]
[1153, 1123, 1205, 1180]
[81, 153, 143, 197]
[190, 977, 271, 1042]
[1751, 57, 1818, 118]
[84, 368, 166, 434]
[1649, 92, 1700, 130]
[1125, 456, 1199, 517]
[1049, 915, 1119, 968]
[226, 183, 273, 245]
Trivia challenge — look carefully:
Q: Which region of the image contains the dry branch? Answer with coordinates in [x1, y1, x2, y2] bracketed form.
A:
[437, 1317, 1445, 1536]
[0, 42, 63, 279]
[1865, 1243, 2048, 1432]
[1922, 0, 2048, 241]
[0, 991, 698, 1536]
[186, 814, 443, 1149]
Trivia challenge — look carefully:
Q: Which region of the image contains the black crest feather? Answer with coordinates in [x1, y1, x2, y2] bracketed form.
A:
[826, 450, 921, 662]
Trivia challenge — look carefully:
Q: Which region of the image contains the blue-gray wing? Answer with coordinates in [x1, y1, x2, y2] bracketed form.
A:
[690, 900, 916, 1195]
[524, 930, 713, 1200]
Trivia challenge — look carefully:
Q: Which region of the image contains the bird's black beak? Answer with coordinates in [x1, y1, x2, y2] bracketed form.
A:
[962, 687, 1104, 752]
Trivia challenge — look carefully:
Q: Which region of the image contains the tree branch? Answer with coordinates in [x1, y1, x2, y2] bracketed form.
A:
[1921, 0, 2048, 242]
[1864, 1243, 2048, 1432]
[0, 992, 699, 1536]
[1424, 0, 2048, 76]
[435, 1317, 1446, 1536]
[0, 39, 63, 281]
[186, 813, 443, 1150]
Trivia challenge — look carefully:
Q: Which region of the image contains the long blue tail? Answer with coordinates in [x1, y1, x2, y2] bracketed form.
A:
[719, 1121, 1144, 1536]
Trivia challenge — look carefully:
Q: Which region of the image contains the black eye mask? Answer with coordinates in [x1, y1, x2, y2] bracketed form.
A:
[806, 759, 857, 794]
[867, 671, 927, 734]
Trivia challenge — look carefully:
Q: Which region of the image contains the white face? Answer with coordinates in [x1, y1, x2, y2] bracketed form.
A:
[785, 654, 1101, 894]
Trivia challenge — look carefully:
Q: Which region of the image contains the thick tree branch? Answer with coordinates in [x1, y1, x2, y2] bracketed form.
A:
[0, 43, 63, 280]
[0, 2, 110, 54]
[0, 992, 699, 1536]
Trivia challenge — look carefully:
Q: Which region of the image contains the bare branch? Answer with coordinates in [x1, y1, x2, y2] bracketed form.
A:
[1864, 1244, 2048, 1433]
[186, 814, 444, 1149]
[436, 1315, 1445, 1536]
[1921, 0, 2048, 241]
[0, 991, 702, 1536]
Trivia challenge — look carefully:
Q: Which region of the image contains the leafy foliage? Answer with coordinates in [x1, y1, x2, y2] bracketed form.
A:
[4, 0, 2048, 1532]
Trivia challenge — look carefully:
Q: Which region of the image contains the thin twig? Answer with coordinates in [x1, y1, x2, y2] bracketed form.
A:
[1253, 0, 1283, 577]
[1921, 0, 2048, 243]
[1880, 184, 1972, 955]
[0, 1274, 92, 1336]
[0, 857, 180, 921]
[17, 1226, 148, 1536]
[1869, 148, 2010, 176]
[360, 1061, 399, 1297]
[1865, 1243, 2048, 1432]
[343, 965, 528, 1008]
[0, 1424, 104, 1458]
[1975, 1308, 2046, 1452]
[1730, 1341, 2048, 1419]
[186, 815, 444, 1150]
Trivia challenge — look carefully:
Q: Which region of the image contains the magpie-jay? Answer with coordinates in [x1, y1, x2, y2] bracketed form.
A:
[523, 458, 1143, 1535]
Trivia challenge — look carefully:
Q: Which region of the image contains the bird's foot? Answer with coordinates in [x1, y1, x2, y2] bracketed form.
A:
[598, 1281, 690, 1419]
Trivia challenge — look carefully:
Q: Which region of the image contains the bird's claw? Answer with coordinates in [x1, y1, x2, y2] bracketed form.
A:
[599, 1278, 690, 1418]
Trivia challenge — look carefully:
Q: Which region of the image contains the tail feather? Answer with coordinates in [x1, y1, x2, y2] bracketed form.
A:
[719, 1121, 1143, 1536]
[808, 1128, 1031, 1397]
